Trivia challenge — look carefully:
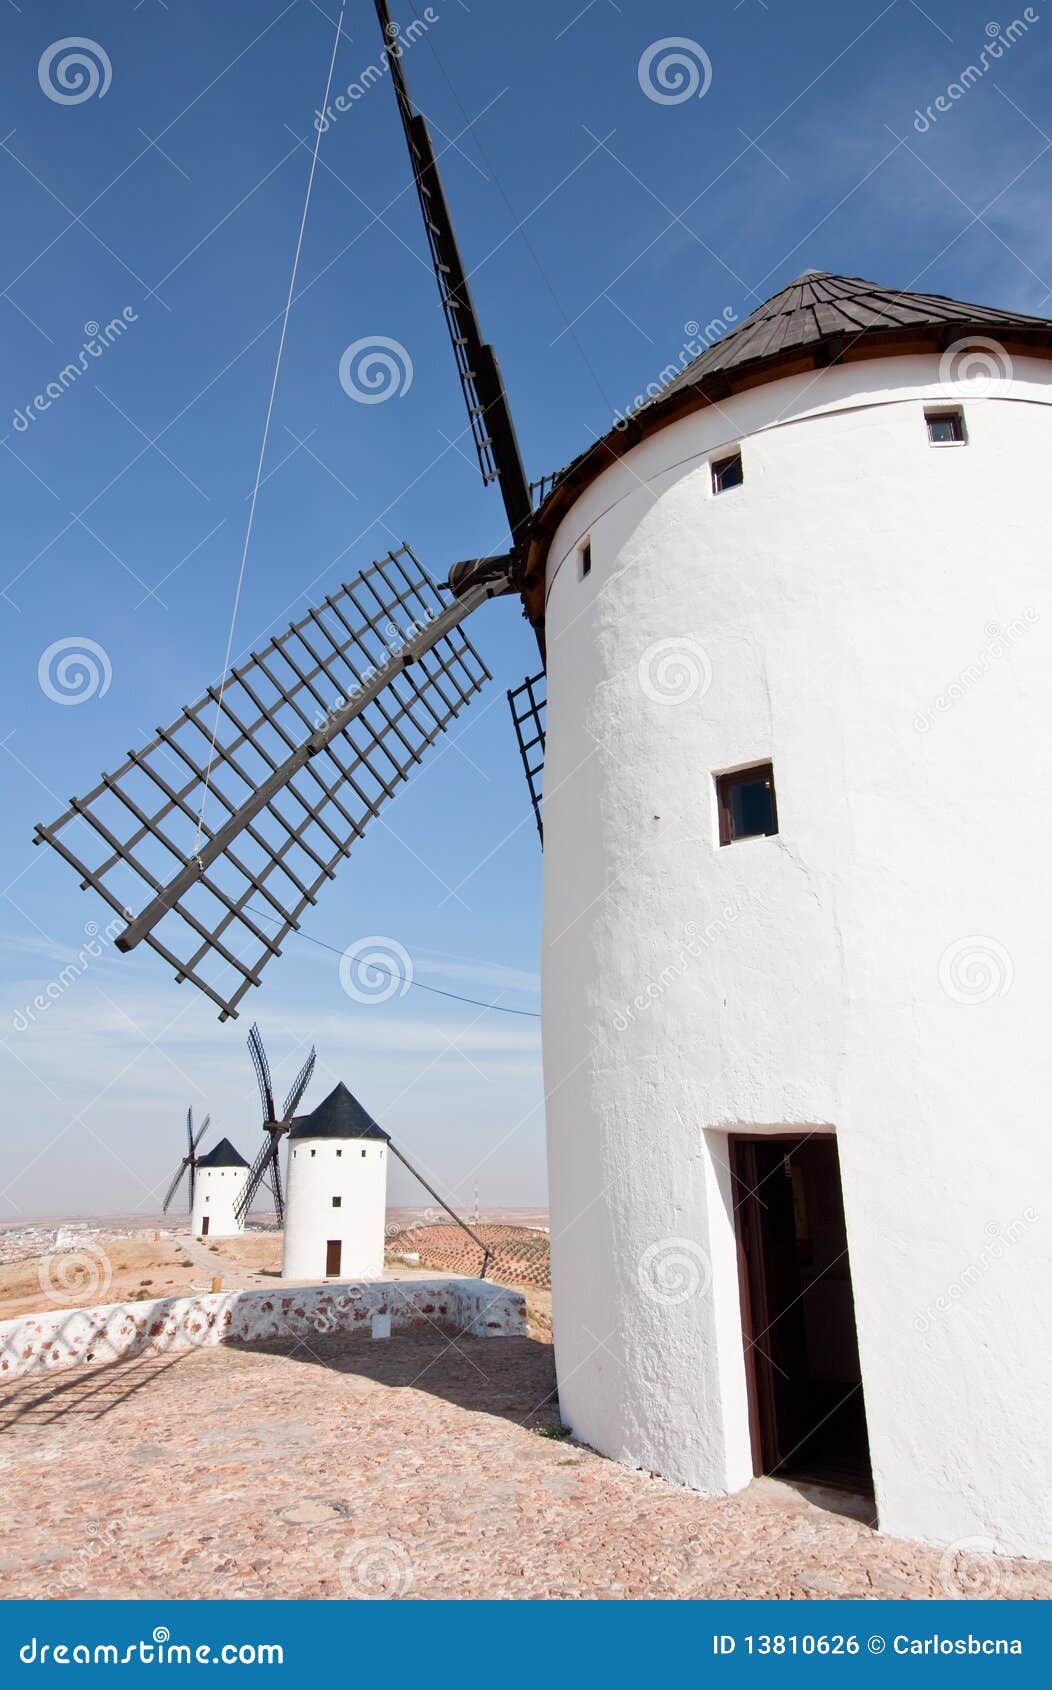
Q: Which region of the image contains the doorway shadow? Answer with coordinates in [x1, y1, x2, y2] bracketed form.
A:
[755, 1473, 878, 1527]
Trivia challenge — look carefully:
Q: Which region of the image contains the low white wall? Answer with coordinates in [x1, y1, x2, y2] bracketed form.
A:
[0, 1277, 525, 1383]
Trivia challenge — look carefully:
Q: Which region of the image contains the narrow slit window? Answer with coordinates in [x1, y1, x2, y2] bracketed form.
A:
[717, 762, 778, 845]
[712, 451, 744, 494]
[925, 407, 966, 445]
[579, 539, 592, 580]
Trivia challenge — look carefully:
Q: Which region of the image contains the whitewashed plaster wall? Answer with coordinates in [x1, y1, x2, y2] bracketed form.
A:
[190, 1165, 247, 1238]
[0, 1278, 524, 1382]
[282, 1137, 387, 1279]
[541, 353, 1052, 1557]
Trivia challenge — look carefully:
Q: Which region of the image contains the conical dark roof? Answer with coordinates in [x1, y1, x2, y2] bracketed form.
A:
[287, 1081, 390, 1142]
[657, 270, 1052, 401]
[519, 269, 1052, 630]
[196, 1136, 249, 1169]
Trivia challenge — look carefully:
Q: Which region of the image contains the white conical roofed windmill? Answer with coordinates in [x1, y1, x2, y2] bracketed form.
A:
[282, 1082, 390, 1281]
[190, 1137, 251, 1238]
[33, 4, 1052, 1559]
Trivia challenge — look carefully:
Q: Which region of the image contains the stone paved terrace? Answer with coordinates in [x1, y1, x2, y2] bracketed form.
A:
[1, 1329, 1048, 1601]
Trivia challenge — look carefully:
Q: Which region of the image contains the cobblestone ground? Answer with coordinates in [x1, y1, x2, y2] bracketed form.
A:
[1, 1331, 1048, 1601]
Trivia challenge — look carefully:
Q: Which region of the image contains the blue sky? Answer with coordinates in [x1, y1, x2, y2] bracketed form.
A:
[2, 0, 1050, 1220]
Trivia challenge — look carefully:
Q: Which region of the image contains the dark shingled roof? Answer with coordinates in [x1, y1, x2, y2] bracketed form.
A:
[288, 1081, 390, 1142]
[656, 270, 1052, 402]
[518, 269, 1052, 627]
[196, 1137, 250, 1169]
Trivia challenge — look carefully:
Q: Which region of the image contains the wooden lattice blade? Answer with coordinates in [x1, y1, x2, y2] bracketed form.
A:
[35, 547, 498, 1020]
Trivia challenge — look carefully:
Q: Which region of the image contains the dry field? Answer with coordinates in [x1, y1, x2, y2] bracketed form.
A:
[0, 1230, 283, 1322]
[0, 1220, 551, 1336]
[3, 1218, 1043, 1600]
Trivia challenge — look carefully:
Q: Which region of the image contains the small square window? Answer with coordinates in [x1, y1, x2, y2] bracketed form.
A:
[336, 1148, 341, 1158]
[717, 762, 778, 845]
[310, 1148, 316, 1158]
[332, 1195, 342, 1208]
[579, 539, 592, 580]
[712, 451, 743, 494]
[361, 1148, 367, 1158]
[925, 408, 966, 445]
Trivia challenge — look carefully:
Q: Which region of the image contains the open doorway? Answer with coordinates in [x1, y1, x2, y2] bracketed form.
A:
[730, 1134, 871, 1492]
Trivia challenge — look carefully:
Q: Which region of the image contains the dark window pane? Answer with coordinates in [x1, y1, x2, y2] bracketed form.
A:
[712, 452, 744, 493]
[717, 762, 778, 845]
[926, 410, 964, 444]
[729, 777, 775, 838]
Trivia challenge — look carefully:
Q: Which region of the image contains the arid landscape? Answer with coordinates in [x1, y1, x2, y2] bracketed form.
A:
[3, 1325, 1051, 1601]
[1, 1213, 1050, 1600]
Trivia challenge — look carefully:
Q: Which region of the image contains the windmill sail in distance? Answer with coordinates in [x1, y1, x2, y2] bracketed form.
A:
[161, 1108, 210, 1214]
[236, 1024, 316, 1225]
[32, 3, 544, 1021]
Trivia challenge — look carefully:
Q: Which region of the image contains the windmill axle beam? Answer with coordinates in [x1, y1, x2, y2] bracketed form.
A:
[116, 580, 502, 955]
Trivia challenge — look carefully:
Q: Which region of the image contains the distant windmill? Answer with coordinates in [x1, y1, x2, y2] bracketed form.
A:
[161, 1107, 211, 1215]
[234, 1024, 316, 1226]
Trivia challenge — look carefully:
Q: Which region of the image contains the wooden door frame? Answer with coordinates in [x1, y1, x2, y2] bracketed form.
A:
[729, 1131, 837, 1476]
[730, 1136, 781, 1475]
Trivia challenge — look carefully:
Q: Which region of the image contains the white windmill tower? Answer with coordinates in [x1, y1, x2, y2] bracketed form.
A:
[190, 1138, 250, 1238]
[35, 4, 1051, 1560]
[282, 1082, 389, 1281]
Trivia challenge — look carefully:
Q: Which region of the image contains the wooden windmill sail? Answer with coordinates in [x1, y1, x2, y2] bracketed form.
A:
[236, 1024, 316, 1224]
[33, 1, 546, 1020]
[161, 1107, 211, 1214]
